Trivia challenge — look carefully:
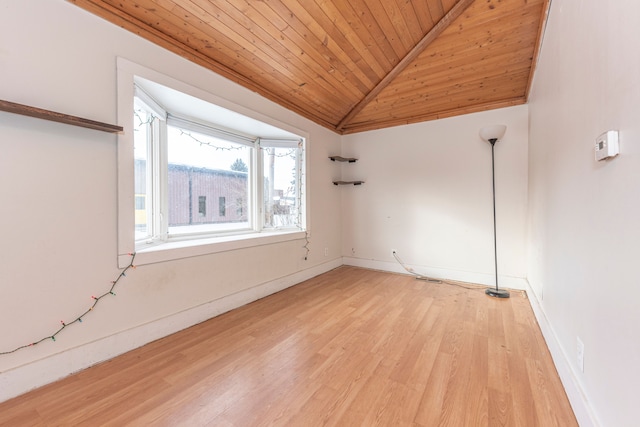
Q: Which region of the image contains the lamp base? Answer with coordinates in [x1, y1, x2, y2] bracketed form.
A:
[485, 287, 510, 298]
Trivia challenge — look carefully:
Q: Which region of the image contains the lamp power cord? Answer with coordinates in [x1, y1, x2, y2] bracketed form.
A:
[392, 250, 485, 291]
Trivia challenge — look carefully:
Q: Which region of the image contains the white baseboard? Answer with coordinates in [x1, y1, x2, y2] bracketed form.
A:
[342, 256, 528, 290]
[0, 258, 342, 403]
[524, 280, 600, 427]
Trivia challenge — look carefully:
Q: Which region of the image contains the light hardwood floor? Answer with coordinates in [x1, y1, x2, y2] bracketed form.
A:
[0, 266, 577, 426]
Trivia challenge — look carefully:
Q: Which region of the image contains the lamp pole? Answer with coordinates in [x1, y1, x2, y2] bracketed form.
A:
[485, 137, 509, 298]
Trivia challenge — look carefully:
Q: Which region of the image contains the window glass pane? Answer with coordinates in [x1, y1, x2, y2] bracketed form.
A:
[263, 146, 299, 228]
[167, 125, 250, 235]
[198, 196, 206, 217]
[219, 196, 226, 217]
[133, 105, 152, 241]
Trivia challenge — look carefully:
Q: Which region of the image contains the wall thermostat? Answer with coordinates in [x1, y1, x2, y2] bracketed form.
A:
[595, 130, 619, 161]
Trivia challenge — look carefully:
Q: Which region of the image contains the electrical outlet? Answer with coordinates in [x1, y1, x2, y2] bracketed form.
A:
[576, 337, 585, 373]
[391, 248, 397, 256]
[324, 247, 328, 257]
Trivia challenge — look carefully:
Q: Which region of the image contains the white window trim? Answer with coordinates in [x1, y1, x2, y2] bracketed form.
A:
[116, 58, 309, 267]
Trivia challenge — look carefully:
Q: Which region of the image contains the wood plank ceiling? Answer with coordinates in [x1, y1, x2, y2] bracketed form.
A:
[69, 0, 550, 134]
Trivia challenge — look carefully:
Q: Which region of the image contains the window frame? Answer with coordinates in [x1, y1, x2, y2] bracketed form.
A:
[117, 58, 309, 267]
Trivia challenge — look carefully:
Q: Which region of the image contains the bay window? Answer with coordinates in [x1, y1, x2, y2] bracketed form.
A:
[117, 59, 307, 266]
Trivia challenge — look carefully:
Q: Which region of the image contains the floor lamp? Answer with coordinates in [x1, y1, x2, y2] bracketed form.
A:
[479, 125, 510, 298]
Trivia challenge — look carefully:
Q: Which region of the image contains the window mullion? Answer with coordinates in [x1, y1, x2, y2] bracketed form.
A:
[254, 141, 263, 232]
[143, 116, 155, 242]
[155, 118, 169, 241]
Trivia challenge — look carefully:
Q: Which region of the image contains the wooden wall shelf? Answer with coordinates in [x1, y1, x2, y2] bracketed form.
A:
[330, 155, 362, 186]
[0, 99, 123, 133]
[333, 180, 364, 186]
[329, 156, 357, 163]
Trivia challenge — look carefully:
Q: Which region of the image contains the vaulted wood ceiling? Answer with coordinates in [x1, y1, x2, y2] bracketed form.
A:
[69, 0, 549, 134]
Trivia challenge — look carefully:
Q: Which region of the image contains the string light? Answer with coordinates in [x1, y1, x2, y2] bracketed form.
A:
[303, 231, 310, 260]
[295, 142, 309, 260]
[179, 129, 247, 151]
[295, 141, 310, 260]
[262, 146, 298, 158]
[0, 253, 137, 355]
[134, 109, 155, 127]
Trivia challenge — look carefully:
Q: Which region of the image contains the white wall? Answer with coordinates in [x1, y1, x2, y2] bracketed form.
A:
[528, 1, 640, 426]
[0, 0, 341, 401]
[341, 106, 529, 289]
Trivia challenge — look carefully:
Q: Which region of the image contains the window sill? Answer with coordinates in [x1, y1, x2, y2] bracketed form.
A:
[119, 229, 306, 267]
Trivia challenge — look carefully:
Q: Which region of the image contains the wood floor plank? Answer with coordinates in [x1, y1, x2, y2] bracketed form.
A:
[0, 266, 577, 426]
[413, 352, 454, 426]
[331, 358, 394, 425]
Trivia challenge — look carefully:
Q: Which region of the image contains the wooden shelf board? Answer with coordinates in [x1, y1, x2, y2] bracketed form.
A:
[329, 156, 357, 163]
[0, 99, 123, 133]
[333, 181, 364, 186]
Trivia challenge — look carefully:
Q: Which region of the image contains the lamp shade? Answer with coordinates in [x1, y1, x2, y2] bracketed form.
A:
[479, 125, 507, 143]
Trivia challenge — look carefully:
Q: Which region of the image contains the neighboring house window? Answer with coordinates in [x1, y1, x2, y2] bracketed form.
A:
[236, 198, 244, 217]
[118, 59, 307, 266]
[218, 196, 226, 217]
[198, 196, 206, 217]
